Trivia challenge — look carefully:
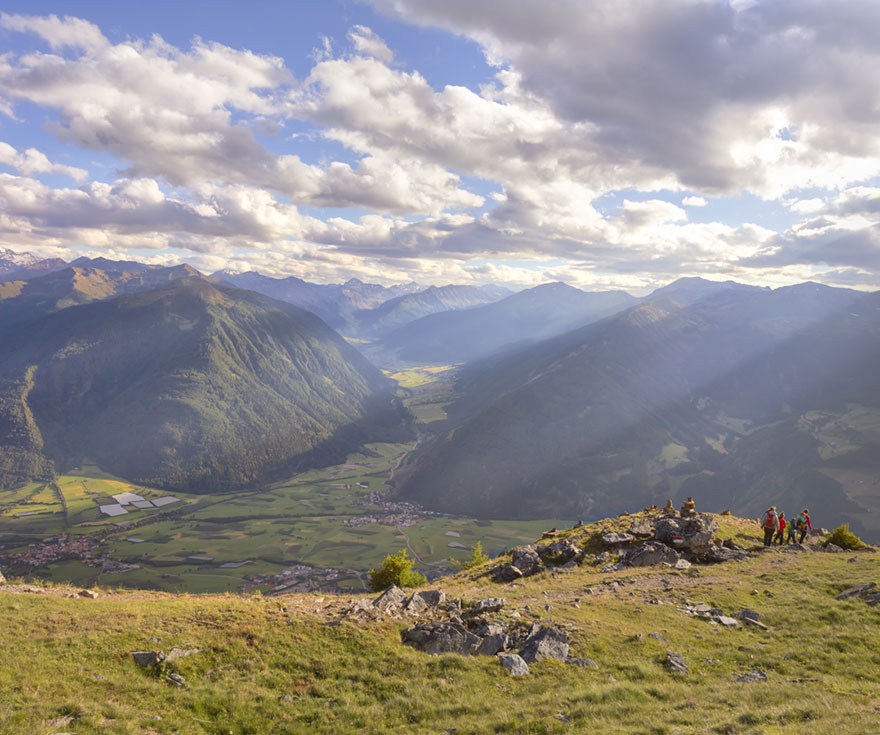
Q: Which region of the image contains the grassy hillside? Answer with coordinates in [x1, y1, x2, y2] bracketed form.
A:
[0, 512, 877, 735]
[0, 278, 411, 493]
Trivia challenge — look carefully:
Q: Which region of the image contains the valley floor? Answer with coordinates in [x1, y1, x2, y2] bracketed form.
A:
[1, 516, 878, 735]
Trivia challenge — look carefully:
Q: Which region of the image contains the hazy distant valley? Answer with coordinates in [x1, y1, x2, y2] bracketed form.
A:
[1, 248, 880, 593]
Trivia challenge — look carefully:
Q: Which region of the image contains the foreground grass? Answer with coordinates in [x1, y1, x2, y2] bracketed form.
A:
[1, 517, 878, 734]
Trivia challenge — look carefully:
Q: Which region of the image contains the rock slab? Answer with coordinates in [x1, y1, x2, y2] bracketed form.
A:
[520, 625, 570, 664]
[498, 654, 530, 676]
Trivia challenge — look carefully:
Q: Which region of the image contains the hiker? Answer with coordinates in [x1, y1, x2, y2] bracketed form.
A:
[786, 516, 797, 544]
[774, 511, 787, 545]
[761, 506, 779, 546]
[794, 509, 812, 543]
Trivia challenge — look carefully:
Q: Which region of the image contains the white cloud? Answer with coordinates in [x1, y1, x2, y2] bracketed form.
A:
[348, 25, 395, 63]
[682, 196, 707, 207]
[0, 142, 87, 181]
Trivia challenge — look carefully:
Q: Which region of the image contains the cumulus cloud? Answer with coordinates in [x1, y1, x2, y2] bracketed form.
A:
[0, 142, 87, 181]
[1, 8, 879, 290]
[0, 13, 479, 215]
[372, 0, 880, 198]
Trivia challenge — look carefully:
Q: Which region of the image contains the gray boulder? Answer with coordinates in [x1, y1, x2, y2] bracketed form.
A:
[491, 564, 523, 583]
[737, 669, 768, 683]
[373, 585, 408, 611]
[498, 653, 530, 676]
[165, 648, 199, 663]
[404, 593, 429, 615]
[511, 545, 543, 576]
[473, 622, 506, 637]
[402, 622, 482, 655]
[538, 538, 581, 564]
[665, 651, 689, 676]
[477, 633, 510, 656]
[835, 582, 876, 601]
[654, 514, 718, 553]
[131, 651, 166, 668]
[417, 589, 446, 607]
[568, 657, 599, 669]
[629, 518, 655, 537]
[601, 532, 635, 547]
[626, 541, 680, 567]
[520, 626, 570, 664]
[824, 543, 843, 553]
[471, 597, 505, 615]
[782, 543, 812, 553]
[701, 545, 750, 563]
[734, 610, 761, 622]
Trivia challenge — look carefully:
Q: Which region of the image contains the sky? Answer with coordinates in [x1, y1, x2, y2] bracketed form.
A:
[1, 0, 879, 293]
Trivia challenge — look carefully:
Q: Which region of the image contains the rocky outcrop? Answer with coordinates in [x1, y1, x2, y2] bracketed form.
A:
[653, 513, 718, 554]
[491, 564, 524, 582]
[512, 545, 543, 575]
[520, 625, 569, 664]
[538, 538, 581, 564]
[625, 541, 680, 567]
[665, 651, 689, 676]
[834, 582, 878, 605]
[601, 532, 635, 547]
[402, 622, 482, 655]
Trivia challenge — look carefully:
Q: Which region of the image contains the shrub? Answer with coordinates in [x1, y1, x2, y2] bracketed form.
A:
[368, 549, 427, 592]
[454, 541, 490, 570]
[825, 523, 867, 550]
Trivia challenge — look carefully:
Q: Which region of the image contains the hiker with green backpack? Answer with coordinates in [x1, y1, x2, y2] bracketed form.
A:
[794, 509, 812, 543]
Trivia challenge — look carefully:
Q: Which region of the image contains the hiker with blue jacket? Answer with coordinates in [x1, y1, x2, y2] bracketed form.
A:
[761, 506, 779, 547]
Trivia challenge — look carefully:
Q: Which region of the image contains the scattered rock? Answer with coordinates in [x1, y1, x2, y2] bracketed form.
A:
[511, 545, 543, 576]
[167, 672, 185, 686]
[665, 651, 689, 676]
[498, 653, 530, 676]
[834, 582, 876, 601]
[471, 597, 505, 615]
[402, 622, 482, 655]
[701, 546, 750, 563]
[418, 590, 447, 607]
[131, 651, 166, 668]
[601, 532, 635, 547]
[538, 538, 581, 564]
[782, 543, 812, 553]
[674, 559, 692, 570]
[79, 589, 99, 599]
[600, 562, 629, 572]
[165, 648, 199, 663]
[824, 543, 843, 553]
[648, 632, 668, 642]
[626, 541, 680, 567]
[373, 585, 408, 612]
[491, 564, 524, 583]
[476, 634, 510, 656]
[734, 610, 760, 622]
[628, 519, 655, 537]
[520, 625, 570, 664]
[404, 593, 429, 615]
[737, 669, 768, 683]
[716, 616, 740, 628]
[568, 657, 599, 669]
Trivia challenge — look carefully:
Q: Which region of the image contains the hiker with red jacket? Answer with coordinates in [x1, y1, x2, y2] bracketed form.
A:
[794, 509, 812, 543]
[773, 511, 787, 545]
[761, 506, 779, 547]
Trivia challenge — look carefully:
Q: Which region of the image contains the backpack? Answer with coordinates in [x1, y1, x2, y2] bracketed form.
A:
[763, 512, 776, 528]
[796, 516, 806, 530]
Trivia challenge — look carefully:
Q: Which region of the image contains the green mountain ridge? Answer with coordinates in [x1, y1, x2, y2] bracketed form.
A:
[0, 277, 411, 492]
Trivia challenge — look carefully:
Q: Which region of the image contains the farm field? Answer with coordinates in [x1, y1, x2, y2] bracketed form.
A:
[0, 442, 565, 593]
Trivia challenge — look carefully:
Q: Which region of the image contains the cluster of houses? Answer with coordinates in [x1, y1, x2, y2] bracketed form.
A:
[241, 563, 352, 594]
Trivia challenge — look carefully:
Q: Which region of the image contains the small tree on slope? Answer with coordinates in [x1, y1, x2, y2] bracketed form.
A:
[368, 549, 427, 592]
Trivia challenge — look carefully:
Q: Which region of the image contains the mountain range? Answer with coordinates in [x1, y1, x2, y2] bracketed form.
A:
[376, 282, 637, 364]
[0, 273, 410, 492]
[395, 278, 880, 539]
